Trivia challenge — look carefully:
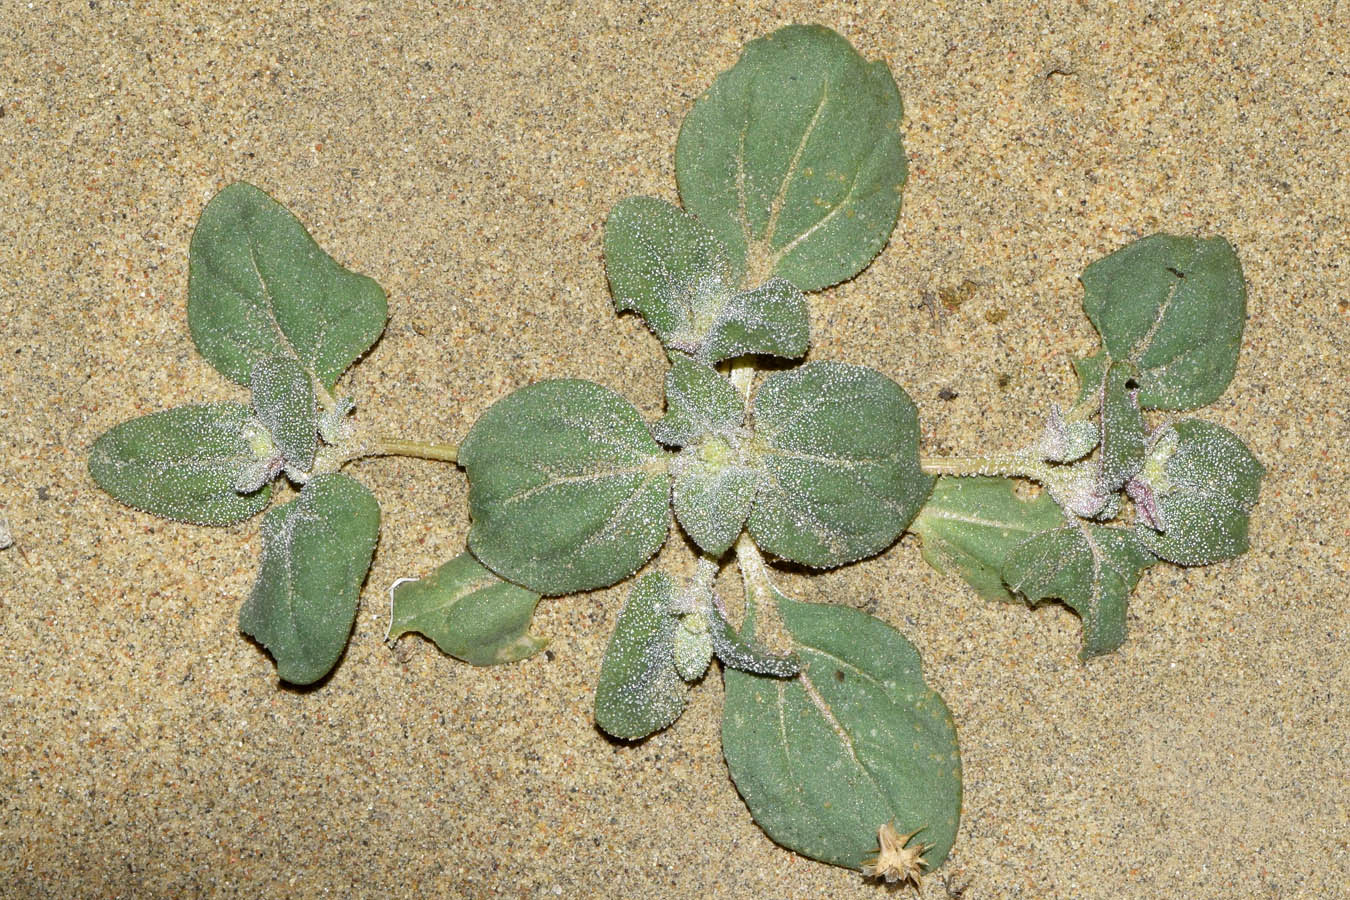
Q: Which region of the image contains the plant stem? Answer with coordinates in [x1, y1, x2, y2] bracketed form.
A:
[371, 437, 459, 463]
[919, 452, 1052, 481]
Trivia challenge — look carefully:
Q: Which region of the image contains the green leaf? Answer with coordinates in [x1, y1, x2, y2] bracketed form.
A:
[88, 403, 272, 525]
[239, 473, 380, 685]
[1134, 419, 1264, 565]
[1099, 361, 1146, 493]
[188, 182, 388, 390]
[650, 355, 745, 447]
[1069, 350, 1110, 413]
[388, 552, 548, 666]
[672, 611, 714, 682]
[911, 476, 1066, 603]
[706, 601, 799, 677]
[604, 197, 809, 362]
[676, 25, 906, 292]
[671, 448, 759, 556]
[748, 362, 933, 568]
[458, 379, 671, 596]
[250, 355, 317, 469]
[594, 573, 686, 739]
[1001, 524, 1156, 658]
[722, 595, 962, 872]
[1080, 234, 1245, 409]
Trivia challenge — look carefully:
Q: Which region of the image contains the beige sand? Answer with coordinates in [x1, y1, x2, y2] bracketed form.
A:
[1, 2, 1346, 897]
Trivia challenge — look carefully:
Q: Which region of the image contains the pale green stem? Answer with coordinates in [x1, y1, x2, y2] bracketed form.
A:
[734, 533, 775, 627]
[919, 452, 1053, 482]
[370, 437, 460, 463]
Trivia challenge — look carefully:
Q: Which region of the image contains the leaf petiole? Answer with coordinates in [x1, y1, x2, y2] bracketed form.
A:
[371, 437, 460, 464]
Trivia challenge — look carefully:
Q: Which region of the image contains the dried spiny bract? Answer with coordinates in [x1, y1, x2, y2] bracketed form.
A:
[862, 821, 932, 886]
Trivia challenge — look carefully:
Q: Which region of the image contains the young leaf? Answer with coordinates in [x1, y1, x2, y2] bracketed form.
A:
[676, 25, 906, 292]
[388, 552, 548, 666]
[594, 573, 686, 740]
[1134, 419, 1264, 565]
[1080, 234, 1245, 410]
[706, 601, 799, 677]
[1001, 524, 1156, 658]
[672, 611, 714, 683]
[250, 355, 317, 469]
[604, 197, 809, 362]
[650, 355, 745, 448]
[238, 473, 380, 685]
[1099, 361, 1147, 493]
[748, 362, 933, 568]
[722, 595, 962, 872]
[188, 182, 388, 390]
[88, 403, 272, 525]
[458, 379, 671, 596]
[671, 449, 758, 556]
[911, 476, 1066, 603]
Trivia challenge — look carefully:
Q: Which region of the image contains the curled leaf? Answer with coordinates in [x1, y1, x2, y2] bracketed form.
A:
[389, 552, 548, 666]
[594, 573, 686, 740]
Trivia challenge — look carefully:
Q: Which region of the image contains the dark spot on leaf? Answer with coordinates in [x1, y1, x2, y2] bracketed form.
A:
[1166, 266, 1185, 279]
[833, 669, 845, 682]
[938, 388, 958, 401]
[1124, 378, 1139, 391]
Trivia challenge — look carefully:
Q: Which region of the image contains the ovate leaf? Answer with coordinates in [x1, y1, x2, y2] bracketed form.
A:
[1001, 524, 1156, 658]
[671, 449, 758, 556]
[88, 403, 271, 525]
[650, 355, 744, 447]
[911, 476, 1065, 603]
[388, 552, 548, 666]
[594, 573, 686, 740]
[458, 379, 671, 596]
[604, 197, 809, 362]
[188, 182, 388, 390]
[1080, 234, 1245, 409]
[1099, 361, 1146, 493]
[723, 596, 962, 872]
[250, 355, 317, 469]
[748, 362, 933, 568]
[238, 473, 380, 684]
[676, 25, 906, 292]
[1135, 419, 1264, 565]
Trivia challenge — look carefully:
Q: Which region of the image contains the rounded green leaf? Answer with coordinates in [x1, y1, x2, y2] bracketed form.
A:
[188, 182, 388, 390]
[676, 25, 906, 292]
[1002, 524, 1156, 658]
[910, 476, 1066, 603]
[88, 403, 271, 525]
[604, 197, 809, 362]
[388, 552, 548, 666]
[1135, 419, 1264, 565]
[458, 379, 671, 596]
[594, 573, 686, 740]
[250, 355, 317, 469]
[1080, 234, 1245, 409]
[748, 362, 933, 568]
[239, 473, 381, 685]
[723, 596, 961, 872]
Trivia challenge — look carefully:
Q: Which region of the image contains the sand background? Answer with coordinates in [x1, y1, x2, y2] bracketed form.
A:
[1, 1, 1346, 897]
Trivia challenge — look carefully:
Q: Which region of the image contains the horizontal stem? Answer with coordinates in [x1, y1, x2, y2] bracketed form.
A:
[919, 453, 1052, 481]
[373, 437, 459, 464]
